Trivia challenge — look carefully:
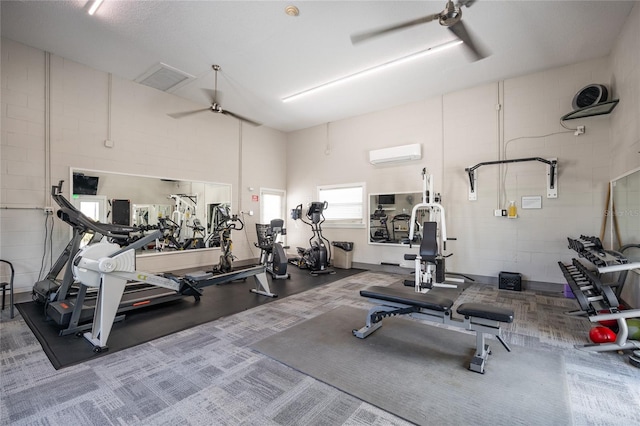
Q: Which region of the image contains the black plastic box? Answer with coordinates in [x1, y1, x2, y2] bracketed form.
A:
[499, 271, 522, 291]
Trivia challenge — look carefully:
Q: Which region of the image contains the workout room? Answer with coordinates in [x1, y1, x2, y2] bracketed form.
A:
[1, 1, 639, 425]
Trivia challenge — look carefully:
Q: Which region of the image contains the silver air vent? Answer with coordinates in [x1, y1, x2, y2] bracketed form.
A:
[135, 63, 195, 92]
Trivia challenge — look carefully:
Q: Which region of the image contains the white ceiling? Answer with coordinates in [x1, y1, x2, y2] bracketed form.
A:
[1, 1, 636, 132]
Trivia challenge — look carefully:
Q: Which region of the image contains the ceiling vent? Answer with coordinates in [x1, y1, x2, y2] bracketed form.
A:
[135, 63, 195, 92]
[369, 144, 422, 165]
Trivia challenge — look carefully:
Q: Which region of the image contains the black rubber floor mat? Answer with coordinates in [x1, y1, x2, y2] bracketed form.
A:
[17, 267, 364, 369]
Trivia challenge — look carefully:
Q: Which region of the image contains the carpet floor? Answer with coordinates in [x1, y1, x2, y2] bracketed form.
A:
[2, 271, 639, 425]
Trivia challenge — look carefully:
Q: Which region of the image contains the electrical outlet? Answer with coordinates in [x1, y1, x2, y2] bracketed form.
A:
[494, 209, 502, 217]
[574, 125, 585, 136]
[44, 207, 54, 215]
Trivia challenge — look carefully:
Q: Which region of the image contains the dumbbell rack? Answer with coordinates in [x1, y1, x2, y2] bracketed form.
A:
[559, 235, 640, 352]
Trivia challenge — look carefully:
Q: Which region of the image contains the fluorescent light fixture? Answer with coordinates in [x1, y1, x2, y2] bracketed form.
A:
[88, 0, 105, 16]
[282, 40, 463, 103]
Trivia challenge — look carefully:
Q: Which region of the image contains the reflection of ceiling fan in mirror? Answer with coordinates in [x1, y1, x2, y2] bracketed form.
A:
[351, 0, 489, 62]
[168, 65, 261, 126]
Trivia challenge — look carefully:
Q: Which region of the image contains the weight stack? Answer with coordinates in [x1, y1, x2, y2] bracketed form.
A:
[499, 271, 522, 291]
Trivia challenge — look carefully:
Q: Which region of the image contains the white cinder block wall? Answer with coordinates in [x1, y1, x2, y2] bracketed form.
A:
[0, 39, 287, 293]
[286, 3, 639, 288]
[1, 3, 638, 294]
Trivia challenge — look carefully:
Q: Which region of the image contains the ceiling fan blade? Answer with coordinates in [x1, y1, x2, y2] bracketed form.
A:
[201, 88, 223, 104]
[447, 20, 488, 61]
[167, 107, 211, 119]
[457, 0, 476, 8]
[221, 109, 262, 127]
[351, 13, 440, 44]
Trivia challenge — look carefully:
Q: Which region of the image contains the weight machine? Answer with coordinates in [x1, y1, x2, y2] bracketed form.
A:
[404, 168, 463, 292]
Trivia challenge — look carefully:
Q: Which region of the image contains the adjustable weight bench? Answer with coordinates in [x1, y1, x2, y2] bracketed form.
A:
[353, 286, 514, 374]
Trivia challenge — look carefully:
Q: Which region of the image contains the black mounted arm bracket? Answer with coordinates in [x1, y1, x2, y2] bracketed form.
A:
[465, 157, 558, 200]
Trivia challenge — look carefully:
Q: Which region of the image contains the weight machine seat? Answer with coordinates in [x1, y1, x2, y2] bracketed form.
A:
[360, 285, 454, 312]
[360, 286, 514, 323]
[403, 221, 438, 263]
[457, 303, 514, 323]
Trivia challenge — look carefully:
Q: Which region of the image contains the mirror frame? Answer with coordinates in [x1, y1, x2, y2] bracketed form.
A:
[69, 167, 232, 257]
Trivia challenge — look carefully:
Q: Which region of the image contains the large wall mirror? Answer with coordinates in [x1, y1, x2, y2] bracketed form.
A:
[610, 166, 640, 309]
[369, 191, 422, 246]
[611, 166, 640, 257]
[70, 168, 232, 256]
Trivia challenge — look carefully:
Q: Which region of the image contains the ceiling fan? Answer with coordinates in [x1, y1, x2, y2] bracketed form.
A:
[351, 0, 488, 62]
[168, 65, 261, 126]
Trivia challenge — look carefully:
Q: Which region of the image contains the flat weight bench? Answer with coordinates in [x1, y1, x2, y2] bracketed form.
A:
[353, 286, 514, 374]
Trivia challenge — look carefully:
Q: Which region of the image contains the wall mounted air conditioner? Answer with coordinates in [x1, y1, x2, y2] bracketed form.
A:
[369, 143, 422, 165]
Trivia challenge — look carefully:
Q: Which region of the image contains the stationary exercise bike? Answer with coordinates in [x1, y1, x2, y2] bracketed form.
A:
[255, 219, 290, 280]
[290, 201, 335, 276]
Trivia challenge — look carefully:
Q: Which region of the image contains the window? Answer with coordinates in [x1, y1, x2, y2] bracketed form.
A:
[317, 183, 366, 228]
[71, 195, 107, 247]
[260, 188, 286, 224]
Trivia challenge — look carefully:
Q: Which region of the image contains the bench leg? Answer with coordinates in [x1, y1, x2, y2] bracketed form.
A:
[352, 305, 398, 338]
[468, 332, 491, 374]
[352, 321, 382, 339]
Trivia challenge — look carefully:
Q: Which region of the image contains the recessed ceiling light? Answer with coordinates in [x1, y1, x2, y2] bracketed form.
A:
[285, 5, 299, 17]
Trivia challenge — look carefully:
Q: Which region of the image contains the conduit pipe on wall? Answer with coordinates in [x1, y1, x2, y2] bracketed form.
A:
[496, 81, 505, 210]
[238, 121, 243, 213]
[44, 52, 52, 205]
[107, 73, 112, 142]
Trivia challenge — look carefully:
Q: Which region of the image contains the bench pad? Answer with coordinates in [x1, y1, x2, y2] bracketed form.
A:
[457, 303, 514, 323]
[360, 286, 454, 312]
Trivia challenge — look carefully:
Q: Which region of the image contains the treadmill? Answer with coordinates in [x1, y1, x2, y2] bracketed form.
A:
[37, 181, 187, 335]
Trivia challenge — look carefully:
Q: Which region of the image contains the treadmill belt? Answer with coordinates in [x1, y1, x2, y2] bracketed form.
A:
[16, 267, 364, 369]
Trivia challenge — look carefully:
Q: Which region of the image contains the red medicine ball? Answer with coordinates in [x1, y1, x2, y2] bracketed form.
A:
[589, 326, 617, 344]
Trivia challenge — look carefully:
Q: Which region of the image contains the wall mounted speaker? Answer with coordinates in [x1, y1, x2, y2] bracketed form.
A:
[572, 84, 608, 110]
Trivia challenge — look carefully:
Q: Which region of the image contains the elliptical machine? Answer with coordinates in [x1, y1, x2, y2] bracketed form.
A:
[211, 205, 244, 274]
[255, 219, 290, 280]
[290, 201, 335, 276]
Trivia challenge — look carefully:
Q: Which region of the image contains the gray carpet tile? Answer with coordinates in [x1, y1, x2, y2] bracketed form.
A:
[1, 271, 639, 425]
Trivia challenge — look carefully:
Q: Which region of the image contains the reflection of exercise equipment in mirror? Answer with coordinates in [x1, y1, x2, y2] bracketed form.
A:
[404, 168, 466, 293]
[290, 202, 335, 276]
[71, 168, 232, 255]
[391, 213, 412, 242]
[370, 205, 390, 242]
[169, 193, 209, 247]
[255, 219, 291, 280]
[369, 192, 422, 245]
